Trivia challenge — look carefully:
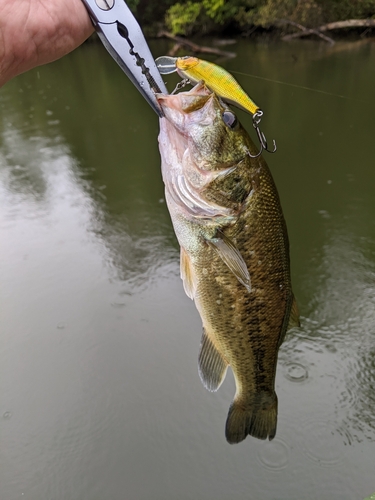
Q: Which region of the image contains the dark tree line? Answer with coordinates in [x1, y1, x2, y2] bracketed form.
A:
[128, 0, 375, 38]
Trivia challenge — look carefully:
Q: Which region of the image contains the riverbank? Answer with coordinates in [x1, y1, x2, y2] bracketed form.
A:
[131, 0, 375, 41]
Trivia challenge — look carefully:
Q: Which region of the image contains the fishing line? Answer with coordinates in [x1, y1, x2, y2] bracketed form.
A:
[231, 69, 371, 104]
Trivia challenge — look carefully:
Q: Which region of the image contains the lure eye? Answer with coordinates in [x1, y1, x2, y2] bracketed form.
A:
[222, 111, 238, 129]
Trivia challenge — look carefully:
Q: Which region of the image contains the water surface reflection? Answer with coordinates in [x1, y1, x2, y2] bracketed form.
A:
[1, 39, 375, 500]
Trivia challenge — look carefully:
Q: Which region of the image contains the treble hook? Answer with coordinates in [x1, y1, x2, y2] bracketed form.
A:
[171, 78, 190, 95]
[247, 110, 277, 158]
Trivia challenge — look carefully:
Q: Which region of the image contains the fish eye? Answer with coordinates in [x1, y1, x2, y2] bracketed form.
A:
[222, 111, 238, 129]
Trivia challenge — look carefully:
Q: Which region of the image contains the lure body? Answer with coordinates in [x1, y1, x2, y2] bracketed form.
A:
[176, 57, 259, 115]
[156, 56, 259, 116]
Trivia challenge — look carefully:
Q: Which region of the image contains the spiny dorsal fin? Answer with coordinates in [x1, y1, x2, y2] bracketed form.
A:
[287, 295, 300, 331]
[198, 329, 228, 392]
[206, 230, 251, 292]
[180, 247, 196, 300]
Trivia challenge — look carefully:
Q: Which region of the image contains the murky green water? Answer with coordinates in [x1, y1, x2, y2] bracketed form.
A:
[1, 38, 375, 500]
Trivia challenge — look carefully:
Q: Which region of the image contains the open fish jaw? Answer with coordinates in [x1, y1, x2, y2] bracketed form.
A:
[158, 85, 237, 219]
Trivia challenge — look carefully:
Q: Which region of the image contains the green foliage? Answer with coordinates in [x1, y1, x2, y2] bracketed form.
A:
[166, 0, 257, 34]
[203, 0, 226, 19]
[232, 0, 375, 28]
[166, 2, 203, 35]
[202, 0, 239, 24]
[236, 0, 293, 28]
[316, 0, 375, 22]
[134, 0, 375, 35]
[136, 0, 176, 34]
[126, 0, 140, 12]
[248, 0, 324, 27]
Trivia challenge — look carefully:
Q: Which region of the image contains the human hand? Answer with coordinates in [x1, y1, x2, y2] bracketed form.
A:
[0, 0, 94, 86]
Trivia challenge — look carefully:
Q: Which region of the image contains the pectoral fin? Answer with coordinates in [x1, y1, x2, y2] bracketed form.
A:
[206, 231, 251, 292]
[198, 329, 228, 392]
[180, 247, 196, 300]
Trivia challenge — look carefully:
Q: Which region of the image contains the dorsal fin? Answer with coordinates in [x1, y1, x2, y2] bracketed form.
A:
[198, 329, 228, 392]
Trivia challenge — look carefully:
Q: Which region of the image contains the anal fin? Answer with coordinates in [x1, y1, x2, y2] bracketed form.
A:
[198, 329, 228, 392]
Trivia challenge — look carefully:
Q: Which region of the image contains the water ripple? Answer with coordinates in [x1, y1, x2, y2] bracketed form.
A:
[301, 417, 352, 467]
[283, 362, 308, 383]
[257, 437, 290, 471]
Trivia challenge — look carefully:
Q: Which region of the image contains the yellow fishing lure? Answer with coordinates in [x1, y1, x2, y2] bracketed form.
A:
[156, 56, 259, 116]
[176, 56, 259, 116]
[155, 55, 276, 157]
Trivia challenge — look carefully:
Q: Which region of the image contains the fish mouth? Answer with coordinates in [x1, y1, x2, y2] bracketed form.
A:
[156, 82, 215, 130]
[156, 83, 214, 170]
[157, 83, 235, 219]
[156, 82, 218, 172]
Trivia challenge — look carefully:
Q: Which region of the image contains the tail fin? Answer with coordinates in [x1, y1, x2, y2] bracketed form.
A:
[225, 392, 278, 444]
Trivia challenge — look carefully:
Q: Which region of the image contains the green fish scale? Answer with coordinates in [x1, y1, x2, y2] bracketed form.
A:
[194, 153, 292, 400]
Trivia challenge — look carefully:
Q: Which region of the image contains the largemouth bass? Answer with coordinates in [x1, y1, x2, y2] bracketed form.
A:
[157, 82, 299, 444]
